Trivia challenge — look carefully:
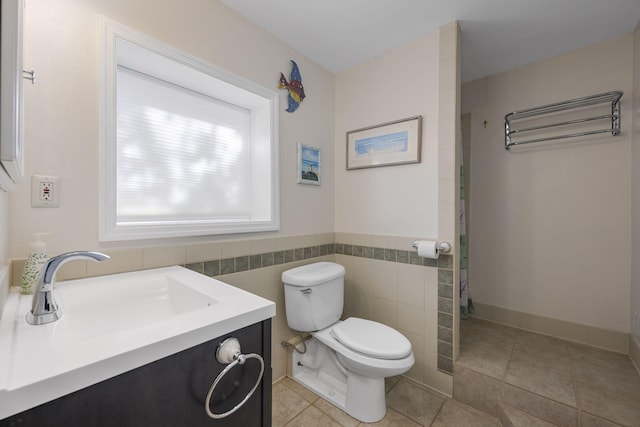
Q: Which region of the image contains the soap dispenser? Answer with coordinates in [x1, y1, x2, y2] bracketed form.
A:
[20, 233, 49, 295]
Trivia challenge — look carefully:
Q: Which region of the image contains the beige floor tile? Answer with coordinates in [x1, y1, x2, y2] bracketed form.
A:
[386, 379, 446, 425]
[362, 407, 422, 427]
[501, 384, 578, 427]
[504, 356, 577, 407]
[514, 330, 570, 356]
[573, 360, 640, 396]
[384, 375, 401, 393]
[497, 403, 556, 427]
[509, 343, 572, 376]
[460, 317, 475, 339]
[580, 412, 624, 427]
[285, 405, 342, 427]
[457, 339, 511, 379]
[313, 399, 360, 427]
[278, 377, 320, 403]
[568, 343, 637, 374]
[453, 365, 503, 417]
[272, 381, 311, 427]
[576, 381, 640, 427]
[469, 318, 518, 341]
[432, 400, 499, 426]
[463, 324, 516, 353]
[456, 319, 640, 427]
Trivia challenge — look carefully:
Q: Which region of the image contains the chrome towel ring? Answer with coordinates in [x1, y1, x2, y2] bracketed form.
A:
[205, 337, 265, 420]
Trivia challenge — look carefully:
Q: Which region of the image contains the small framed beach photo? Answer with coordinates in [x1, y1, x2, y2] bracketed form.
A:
[346, 115, 422, 170]
[297, 142, 321, 185]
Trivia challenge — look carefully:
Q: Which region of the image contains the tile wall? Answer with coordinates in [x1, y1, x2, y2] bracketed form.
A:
[9, 232, 455, 394]
[334, 232, 454, 393]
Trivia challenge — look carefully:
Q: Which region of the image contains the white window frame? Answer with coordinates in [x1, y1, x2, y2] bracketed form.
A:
[98, 17, 279, 241]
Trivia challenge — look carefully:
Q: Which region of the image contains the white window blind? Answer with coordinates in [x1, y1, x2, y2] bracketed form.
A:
[116, 67, 251, 223]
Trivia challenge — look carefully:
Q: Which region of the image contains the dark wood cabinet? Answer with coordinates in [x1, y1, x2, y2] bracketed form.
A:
[1, 319, 272, 427]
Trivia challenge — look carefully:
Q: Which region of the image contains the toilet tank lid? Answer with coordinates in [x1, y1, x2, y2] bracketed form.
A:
[282, 262, 345, 287]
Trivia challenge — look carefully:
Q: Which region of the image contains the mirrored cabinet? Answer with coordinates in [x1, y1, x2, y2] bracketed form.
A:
[0, 0, 25, 191]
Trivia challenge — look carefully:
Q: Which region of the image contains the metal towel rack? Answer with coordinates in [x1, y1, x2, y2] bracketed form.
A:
[504, 91, 623, 150]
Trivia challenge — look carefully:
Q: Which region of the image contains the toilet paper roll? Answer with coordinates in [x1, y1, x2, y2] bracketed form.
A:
[415, 240, 439, 259]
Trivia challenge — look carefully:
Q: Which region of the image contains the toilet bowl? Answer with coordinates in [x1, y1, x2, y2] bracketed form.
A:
[282, 262, 415, 423]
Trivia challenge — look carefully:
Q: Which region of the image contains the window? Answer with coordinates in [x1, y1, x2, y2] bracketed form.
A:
[99, 18, 279, 241]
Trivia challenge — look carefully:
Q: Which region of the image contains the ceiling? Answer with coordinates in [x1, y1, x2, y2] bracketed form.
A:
[221, 0, 640, 82]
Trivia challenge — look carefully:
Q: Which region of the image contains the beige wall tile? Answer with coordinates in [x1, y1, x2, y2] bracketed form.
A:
[587, 327, 629, 354]
[11, 258, 26, 287]
[351, 233, 372, 246]
[395, 236, 416, 252]
[630, 338, 640, 373]
[474, 302, 633, 354]
[424, 274, 439, 341]
[401, 330, 425, 384]
[470, 302, 494, 321]
[492, 306, 521, 329]
[251, 238, 277, 255]
[56, 260, 87, 281]
[221, 240, 250, 258]
[334, 232, 351, 244]
[438, 149, 455, 181]
[520, 312, 555, 336]
[142, 245, 186, 269]
[86, 248, 143, 277]
[397, 264, 425, 307]
[275, 236, 298, 251]
[398, 303, 425, 336]
[306, 233, 333, 246]
[186, 242, 222, 263]
[371, 296, 398, 329]
[552, 319, 589, 343]
[438, 207, 456, 243]
[371, 261, 397, 301]
[371, 235, 396, 249]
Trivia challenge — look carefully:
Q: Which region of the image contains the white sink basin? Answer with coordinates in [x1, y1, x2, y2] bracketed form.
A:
[60, 273, 216, 340]
[0, 266, 275, 420]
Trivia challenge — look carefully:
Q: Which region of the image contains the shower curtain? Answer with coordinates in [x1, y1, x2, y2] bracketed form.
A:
[460, 138, 474, 319]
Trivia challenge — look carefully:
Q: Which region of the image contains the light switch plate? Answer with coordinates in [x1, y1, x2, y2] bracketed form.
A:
[31, 175, 60, 208]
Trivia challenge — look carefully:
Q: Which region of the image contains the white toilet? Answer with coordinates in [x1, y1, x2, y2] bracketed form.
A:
[282, 262, 414, 423]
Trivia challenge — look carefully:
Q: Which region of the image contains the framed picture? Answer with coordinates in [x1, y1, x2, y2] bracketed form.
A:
[346, 115, 422, 170]
[297, 142, 320, 185]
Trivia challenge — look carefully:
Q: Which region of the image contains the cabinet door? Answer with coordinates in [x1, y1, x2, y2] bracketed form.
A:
[0, 320, 272, 427]
[0, 0, 25, 191]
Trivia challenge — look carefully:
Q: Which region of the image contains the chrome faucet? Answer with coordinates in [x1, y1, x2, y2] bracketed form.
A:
[26, 251, 110, 325]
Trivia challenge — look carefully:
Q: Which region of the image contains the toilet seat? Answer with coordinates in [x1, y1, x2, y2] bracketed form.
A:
[330, 317, 411, 360]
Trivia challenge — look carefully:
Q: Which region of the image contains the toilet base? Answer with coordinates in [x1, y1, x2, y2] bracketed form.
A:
[292, 338, 387, 423]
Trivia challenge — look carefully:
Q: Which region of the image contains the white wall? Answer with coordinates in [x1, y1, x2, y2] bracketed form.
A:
[334, 34, 439, 238]
[9, 0, 335, 259]
[0, 191, 8, 314]
[462, 34, 633, 334]
[334, 23, 459, 394]
[631, 20, 640, 364]
[1, 0, 336, 383]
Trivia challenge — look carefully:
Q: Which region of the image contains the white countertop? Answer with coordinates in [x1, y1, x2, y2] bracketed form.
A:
[0, 266, 275, 419]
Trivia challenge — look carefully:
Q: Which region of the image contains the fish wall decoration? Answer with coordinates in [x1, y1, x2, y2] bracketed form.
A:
[278, 60, 305, 113]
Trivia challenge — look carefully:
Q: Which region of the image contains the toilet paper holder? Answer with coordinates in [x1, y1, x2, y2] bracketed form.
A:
[411, 240, 452, 254]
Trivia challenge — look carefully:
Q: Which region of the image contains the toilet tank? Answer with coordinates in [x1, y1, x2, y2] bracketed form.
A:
[281, 262, 345, 332]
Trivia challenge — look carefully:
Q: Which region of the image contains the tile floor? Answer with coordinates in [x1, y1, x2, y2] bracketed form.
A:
[455, 317, 640, 426]
[273, 318, 640, 426]
[272, 376, 499, 426]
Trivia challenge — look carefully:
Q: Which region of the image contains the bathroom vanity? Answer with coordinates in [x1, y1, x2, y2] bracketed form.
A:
[0, 267, 275, 426]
